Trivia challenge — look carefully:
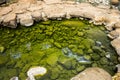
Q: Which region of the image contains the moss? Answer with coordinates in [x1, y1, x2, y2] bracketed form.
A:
[0, 46, 5, 53]
[41, 20, 51, 25]
[84, 55, 91, 60]
[0, 18, 119, 80]
[76, 65, 85, 72]
[54, 42, 62, 48]
[76, 49, 84, 56]
[77, 32, 84, 36]
[91, 53, 101, 61]
[46, 53, 59, 66]
[100, 57, 109, 65]
[61, 21, 85, 28]
[0, 55, 9, 66]
[81, 39, 95, 49]
[50, 68, 60, 79]
[19, 73, 26, 80]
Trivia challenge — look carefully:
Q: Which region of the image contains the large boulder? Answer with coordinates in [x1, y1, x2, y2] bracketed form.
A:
[71, 67, 112, 80]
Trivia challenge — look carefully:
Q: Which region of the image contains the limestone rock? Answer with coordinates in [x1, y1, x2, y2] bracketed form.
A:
[10, 76, 19, 80]
[108, 31, 119, 39]
[31, 10, 42, 21]
[17, 13, 34, 26]
[44, 0, 62, 4]
[0, 6, 12, 16]
[18, 0, 37, 4]
[111, 38, 120, 56]
[2, 13, 17, 28]
[27, 66, 47, 80]
[71, 67, 112, 80]
[43, 4, 66, 19]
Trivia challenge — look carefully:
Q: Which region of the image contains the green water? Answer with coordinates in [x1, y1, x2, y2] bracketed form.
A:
[0, 18, 118, 80]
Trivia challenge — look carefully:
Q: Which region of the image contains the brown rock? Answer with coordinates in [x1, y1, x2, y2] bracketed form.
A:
[108, 31, 119, 39]
[71, 67, 112, 80]
[111, 0, 119, 5]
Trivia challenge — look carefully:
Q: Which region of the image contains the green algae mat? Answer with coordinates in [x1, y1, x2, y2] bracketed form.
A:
[0, 18, 119, 80]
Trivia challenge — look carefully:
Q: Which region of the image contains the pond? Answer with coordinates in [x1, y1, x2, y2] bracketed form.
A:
[0, 18, 118, 80]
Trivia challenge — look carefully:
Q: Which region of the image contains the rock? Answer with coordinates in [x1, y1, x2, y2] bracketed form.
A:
[108, 31, 119, 39]
[31, 10, 42, 21]
[18, 0, 37, 4]
[0, 0, 6, 5]
[112, 64, 120, 80]
[2, 13, 17, 28]
[17, 13, 34, 26]
[0, 6, 12, 16]
[111, 38, 120, 56]
[10, 76, 19, 80]
[116, 64, 120, 72]
[43, 4, 66, 19]
[44, 0, 62, 4]
[88, 0, 110, 5]
[27, 66, 47, 80]
[71, 67, 112, 80]
[111, 0, 119, 5]
[112, 73, 120, 80]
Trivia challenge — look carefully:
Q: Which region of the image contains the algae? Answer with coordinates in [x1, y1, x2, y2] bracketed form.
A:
[0, 18, 119, 80]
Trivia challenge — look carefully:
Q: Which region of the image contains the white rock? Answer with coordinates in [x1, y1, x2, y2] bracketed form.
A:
[27, 66, 47, 80]
[10, 77, 19, 80]
[17, 13, 34, 26]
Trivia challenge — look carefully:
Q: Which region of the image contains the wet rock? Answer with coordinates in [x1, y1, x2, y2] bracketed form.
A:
[0, 55, 8, 65]
[10, 76, 19, 80]
[111, 38, 120, 56]
[71, 67, 112, 80]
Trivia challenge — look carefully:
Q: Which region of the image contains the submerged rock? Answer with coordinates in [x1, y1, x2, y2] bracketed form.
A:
[71, 67, 112, 80]
[27, 66, 47, 80]
[10, 76, 19, 80]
